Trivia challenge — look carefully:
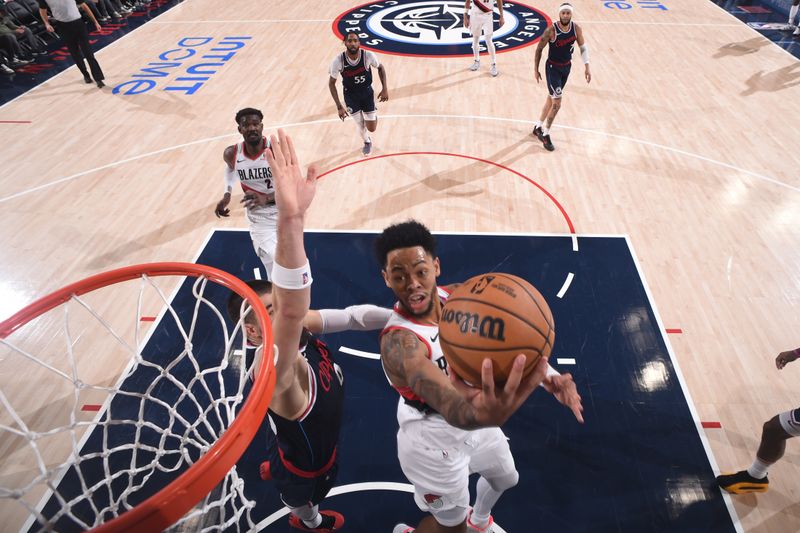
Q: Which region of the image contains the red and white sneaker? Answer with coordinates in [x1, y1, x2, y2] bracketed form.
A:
[467, 508, 495, 533]
[288, 510, 344, 532]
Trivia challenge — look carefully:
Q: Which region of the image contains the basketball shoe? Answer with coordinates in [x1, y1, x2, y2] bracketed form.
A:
[393, 524, 414, 533]
[288, 510, 344, 532]
[532, 125, 544, 140]
[470, 60, 480, 71]
[541, 134, 555, 151]
[467, 508, 495, 532]
[490, 64, 498, 77]
[362, 140, 372, 156]
[716, 470, 769, 494]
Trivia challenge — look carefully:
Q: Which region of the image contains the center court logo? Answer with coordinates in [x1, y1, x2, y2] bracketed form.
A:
[332, 0, 550, 57]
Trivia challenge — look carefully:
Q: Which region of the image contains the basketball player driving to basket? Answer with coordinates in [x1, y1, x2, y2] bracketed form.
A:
[375, 220, 584, 533]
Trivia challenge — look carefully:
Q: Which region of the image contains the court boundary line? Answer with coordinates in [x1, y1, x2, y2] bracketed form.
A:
[1, 113, 796, 205]
[149, 19, 743, 27]
[624, 234, 744, 533]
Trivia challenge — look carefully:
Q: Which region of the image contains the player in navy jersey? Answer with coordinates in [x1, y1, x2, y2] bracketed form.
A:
[225, 129, 343, 532]
[328, 33, 389, 156]
[532, 3, 591, 152]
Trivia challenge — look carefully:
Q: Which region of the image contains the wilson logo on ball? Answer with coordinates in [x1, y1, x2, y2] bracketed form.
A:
[441, 309, 506, 341]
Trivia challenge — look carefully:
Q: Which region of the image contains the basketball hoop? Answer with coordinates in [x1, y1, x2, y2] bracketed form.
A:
[0, 263, 275, 532]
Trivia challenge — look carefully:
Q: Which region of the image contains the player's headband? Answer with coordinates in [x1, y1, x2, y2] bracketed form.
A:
[559, 3, 573, 13]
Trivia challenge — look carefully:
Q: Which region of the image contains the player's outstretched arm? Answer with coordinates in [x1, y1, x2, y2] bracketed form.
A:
[265, 129, 318, 399]
[305, 305, 392, 334]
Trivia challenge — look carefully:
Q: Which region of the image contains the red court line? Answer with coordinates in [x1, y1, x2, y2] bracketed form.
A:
[140, 316, 156, 322]
[666, 328, 683, 334]
[316, 151, 576, 234]
[81, 404, 101, 412]
[701, 421, 722, 429]
[0, 120, 32, 124]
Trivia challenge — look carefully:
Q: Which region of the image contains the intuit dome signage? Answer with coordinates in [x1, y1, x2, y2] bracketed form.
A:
[113, 36, 250, 95]
[332, 0, 550, 57]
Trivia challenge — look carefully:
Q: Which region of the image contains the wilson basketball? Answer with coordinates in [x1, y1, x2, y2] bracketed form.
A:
[439, 273, 555, 385]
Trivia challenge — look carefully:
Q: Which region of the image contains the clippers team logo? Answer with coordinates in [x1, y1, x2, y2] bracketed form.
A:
[333, 0, 550, 57]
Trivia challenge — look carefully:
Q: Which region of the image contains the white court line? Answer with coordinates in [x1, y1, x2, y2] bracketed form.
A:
[339, 346, 381, 360]
[254, 481, 509, 532]
[2, 113, 795, 205]
[556, 272, 574, 299]
[623, 235, 744, 533]
[556, 357, 576, 365]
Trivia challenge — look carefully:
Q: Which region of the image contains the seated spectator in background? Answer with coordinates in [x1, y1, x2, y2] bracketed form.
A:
[0, 47, 17, 74]
[0, 6, 42, 61]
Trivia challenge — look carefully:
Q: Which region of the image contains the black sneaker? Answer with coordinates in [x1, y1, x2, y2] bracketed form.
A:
[532, 125, 543, 141]
[542, 134, 555, 151]
[716, 470, 769, 494]
[84, 74, 93, 84]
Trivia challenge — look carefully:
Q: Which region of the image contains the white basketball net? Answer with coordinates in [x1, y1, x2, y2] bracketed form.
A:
[0, 273, 264, 532]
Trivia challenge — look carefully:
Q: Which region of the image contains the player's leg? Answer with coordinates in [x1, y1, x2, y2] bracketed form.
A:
[394, 419, 471, 533]
[360, 93, 377, 155]
[789, 0, 799, 26]
[466, 428, 518, 532]
[469, 14, 482, 70]
[717, 409, 798, 494]
[532, 97, 552, 139]
[482, 16, 497, 77]
[344, 91, 370, 148]
[252, 228, 277, 280]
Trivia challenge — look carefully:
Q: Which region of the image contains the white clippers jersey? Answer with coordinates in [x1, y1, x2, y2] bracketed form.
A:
[380, 287, 451, 411]
[234, 138, 277, 225]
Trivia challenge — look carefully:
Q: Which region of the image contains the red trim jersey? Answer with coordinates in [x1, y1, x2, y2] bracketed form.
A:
[233, 138, 277, 226]
[380, 287, 451, 413]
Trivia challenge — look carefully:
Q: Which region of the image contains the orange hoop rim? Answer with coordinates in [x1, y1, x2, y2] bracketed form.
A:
[0, 262, 275, 532]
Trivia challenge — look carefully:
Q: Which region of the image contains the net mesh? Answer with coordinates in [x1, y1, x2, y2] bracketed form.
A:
[0, 267, 271, 532]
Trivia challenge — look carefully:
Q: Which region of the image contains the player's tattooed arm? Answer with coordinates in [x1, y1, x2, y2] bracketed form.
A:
[381, 329, 480, 430]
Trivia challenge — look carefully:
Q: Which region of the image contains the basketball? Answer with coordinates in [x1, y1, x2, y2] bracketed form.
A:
[439, 273, 555, 385]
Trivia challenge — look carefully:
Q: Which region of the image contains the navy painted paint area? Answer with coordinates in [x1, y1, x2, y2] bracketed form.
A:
[38, 231, 736, 532]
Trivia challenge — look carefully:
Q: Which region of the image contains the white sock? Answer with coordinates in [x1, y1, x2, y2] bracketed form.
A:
[747, 457, 772, 479]
[790, 4, 798, 24]
[290, 503, 321, 527]
[542, 125, 550, 135]
[472, 34, 481, 61]
[486, 36, 496, 64]
[534, 120, 542, 128]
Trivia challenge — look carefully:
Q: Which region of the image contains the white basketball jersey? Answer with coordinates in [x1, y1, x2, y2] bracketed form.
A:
[233, 139, 277, 226]
[470, 0, 495, 16]
[380, 287, 451, 408]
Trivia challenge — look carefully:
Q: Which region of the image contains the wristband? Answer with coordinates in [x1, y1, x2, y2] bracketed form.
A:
[271, 261, 313, 290]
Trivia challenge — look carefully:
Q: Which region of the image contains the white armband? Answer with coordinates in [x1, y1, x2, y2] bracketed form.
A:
[580, 44, 589, 65]
[271, 261, 313, 290]
[224, 166, 237, 194]
[318, 304, 392, 333]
